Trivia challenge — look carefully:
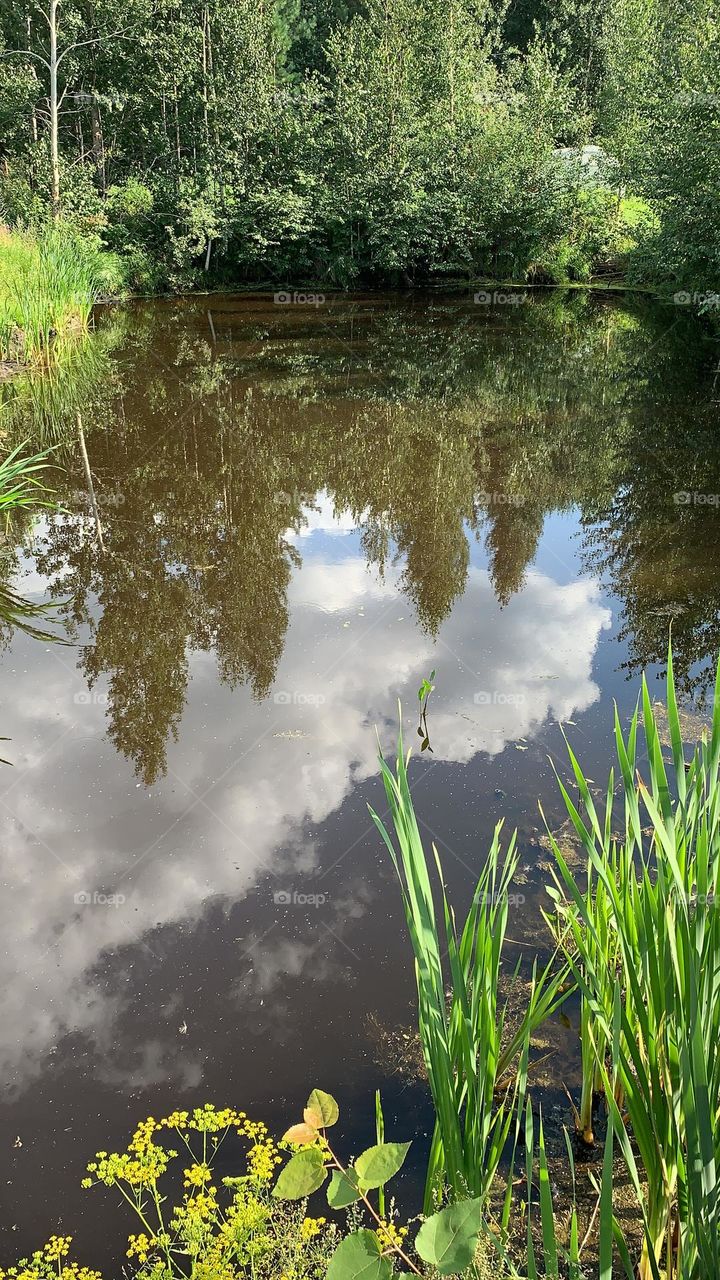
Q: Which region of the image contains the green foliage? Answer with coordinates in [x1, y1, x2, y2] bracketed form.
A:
[306, 1087, 340, 1128]
[354, 1144, 411, 1191]
[275, 1088, 484, 1277]
[328, 1169, 362, 1209]
[1, 0, 714, 291]
[0, 226, 122, 363]
[5, 0, 698, 290]
[414, 1199, 484, 1275]
[370, 729, 569, 1210]
[546, 640, 720, 1279]
[326, 1232, 393, 1280]
[528, 185, 656, 283]
[273, 1148, 328, 1200]
[0, 439, 53, 518]
[599, 0, 720, 294]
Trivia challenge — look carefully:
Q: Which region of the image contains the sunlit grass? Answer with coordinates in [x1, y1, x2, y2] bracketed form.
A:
[0, 226, 120, 364]
[370, 723, 568, 1214]
[0, 439, 54, 523]
[546, 641, 720, 1279]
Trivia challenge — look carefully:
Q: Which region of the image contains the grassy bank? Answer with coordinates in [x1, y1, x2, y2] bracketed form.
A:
[0, 227, 121, 367]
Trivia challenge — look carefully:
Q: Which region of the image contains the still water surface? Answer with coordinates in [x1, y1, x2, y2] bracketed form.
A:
[0, 291, 719, 1265]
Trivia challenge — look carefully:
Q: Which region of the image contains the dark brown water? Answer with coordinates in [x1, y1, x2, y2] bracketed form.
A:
[0, 290, 719, 1266]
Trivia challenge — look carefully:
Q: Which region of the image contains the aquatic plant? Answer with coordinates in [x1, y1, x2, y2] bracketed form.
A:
[0, 440, 54, 523]
[543, 761, 630, 1146]
[370, 726, 569, 1211]
[516, 1099, 615, 1280]
[0, 227, 120, 364]
[0, 440, 66, 641]
[546, 642, 720, 1279]
[416, 669, 435, 753]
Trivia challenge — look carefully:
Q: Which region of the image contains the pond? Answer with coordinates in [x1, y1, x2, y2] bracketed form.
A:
[1, 290, 719, 1267]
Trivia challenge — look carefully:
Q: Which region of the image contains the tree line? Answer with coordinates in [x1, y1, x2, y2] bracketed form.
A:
[0, 0, 718, 292]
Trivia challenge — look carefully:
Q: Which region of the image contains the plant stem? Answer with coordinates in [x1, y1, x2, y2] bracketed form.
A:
[323, 1137, 422, 1275]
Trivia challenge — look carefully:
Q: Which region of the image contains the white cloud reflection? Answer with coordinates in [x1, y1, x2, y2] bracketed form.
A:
[0, 543, 611, 1092]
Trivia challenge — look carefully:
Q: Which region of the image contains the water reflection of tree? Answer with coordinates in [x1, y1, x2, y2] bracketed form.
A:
[30, 401, 298, 783]
[4, 292, 719, 780]
[582, 412, 720, 697]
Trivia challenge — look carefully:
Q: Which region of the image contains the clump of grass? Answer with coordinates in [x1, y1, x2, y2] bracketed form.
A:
[370, 723, 568, 1214]
[546, 641, 720, 1279]
[0, 439, 54, 522]
[0, 226, 121, 364]
[543, 757, 630, 1146]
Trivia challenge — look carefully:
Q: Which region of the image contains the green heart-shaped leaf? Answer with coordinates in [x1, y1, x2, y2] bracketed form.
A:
[355, 1141, 410, 1189]
[326, 1230, 393, 1280]
[415, 1197, 483, 1274]
[273, 1146, 326, 1200]
[305, 1087, 339, 1129]
[327, 1167, 362, 1208]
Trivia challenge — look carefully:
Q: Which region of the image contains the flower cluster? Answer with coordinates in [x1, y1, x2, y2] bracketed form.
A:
[0, 1237, 102, 1280]
[299, 1217, 326, 1242]
[77, 1103, 335, 1279]
[2, 1105, 337, 1280]
[376, 1220, 410, 1251]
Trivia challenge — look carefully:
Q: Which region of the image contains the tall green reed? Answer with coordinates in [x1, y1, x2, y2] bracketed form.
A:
[0, 227, 119, 363]
[370, 723, 568, 1214]
[0, 440, 54, 523]
[543, 759, 631, 1145]
[546, 642, 720, 1280]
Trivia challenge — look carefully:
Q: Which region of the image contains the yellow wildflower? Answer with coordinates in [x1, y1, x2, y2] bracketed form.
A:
[376, 1220, 409, 1250]
[43, 1236, 72, 1262]
[184, 1162, 212, 1188]
[300, 1216, 326, 1241]
[126, 1234, 158, 1264]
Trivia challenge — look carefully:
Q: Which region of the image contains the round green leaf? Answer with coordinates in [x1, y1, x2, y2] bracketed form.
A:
[273, 1146, 327, 1200]
[355, 1141, 410, 1190]
[327, 1167, 362, 1208]
[414, 1198, 483, 1275]
[305, 1087, 340, 1129]
[327, 1230, 393, 1280]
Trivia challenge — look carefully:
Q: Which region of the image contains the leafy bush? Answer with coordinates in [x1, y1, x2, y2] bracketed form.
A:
[275, 1087, 488, 1278]
[527, 185, 650, 283]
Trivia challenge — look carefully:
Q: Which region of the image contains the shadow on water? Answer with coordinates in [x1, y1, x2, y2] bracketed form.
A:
[0, 289, 718, 1267]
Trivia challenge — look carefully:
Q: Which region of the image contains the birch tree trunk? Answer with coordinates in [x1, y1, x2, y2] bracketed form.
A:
[49, 0, 60, 219]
